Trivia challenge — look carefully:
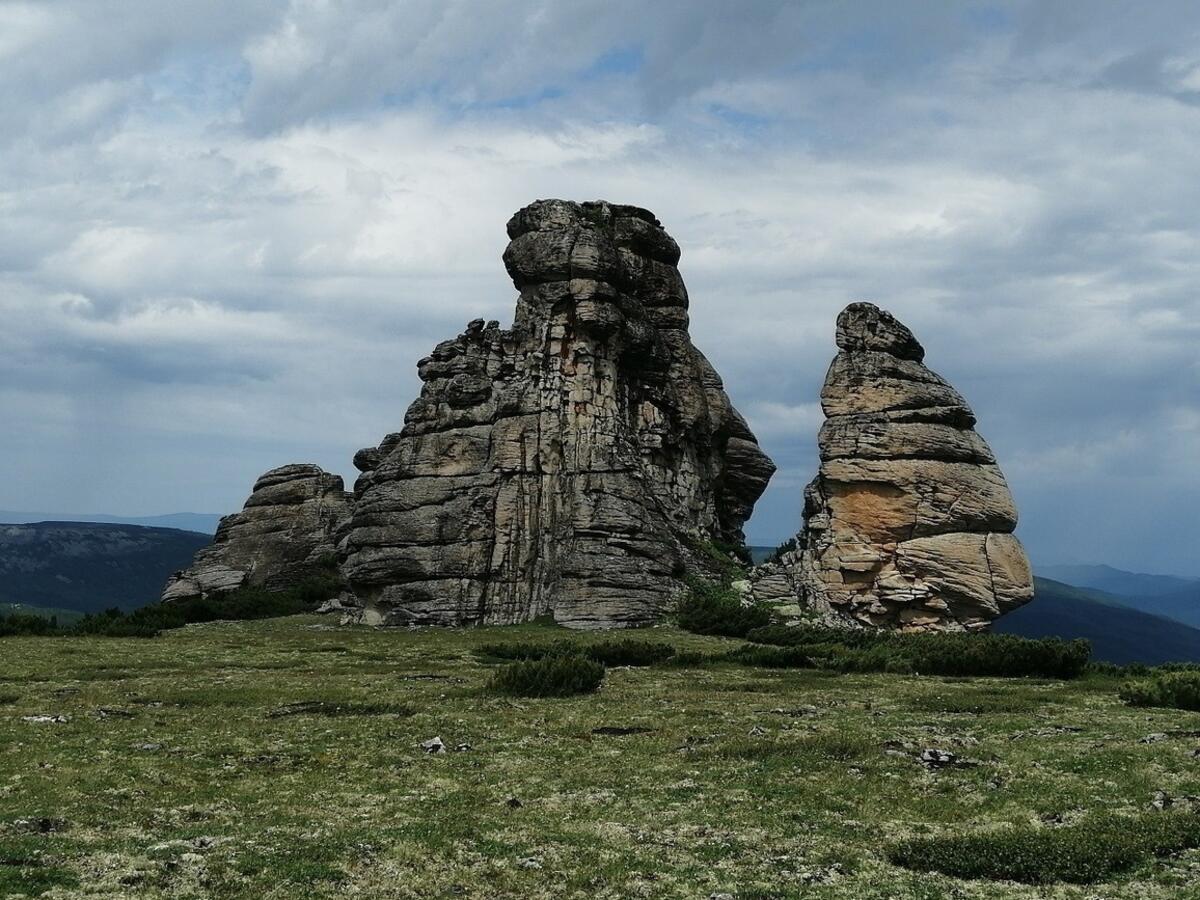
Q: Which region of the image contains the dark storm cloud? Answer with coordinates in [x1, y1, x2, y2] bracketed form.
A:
[0, 1, 1197, 573]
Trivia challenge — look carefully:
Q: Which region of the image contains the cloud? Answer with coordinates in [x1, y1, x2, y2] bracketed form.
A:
[0, 1, 1197, 573]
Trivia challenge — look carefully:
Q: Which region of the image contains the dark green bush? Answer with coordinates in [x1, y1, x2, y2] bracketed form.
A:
[487, 655, 605, 698]
[889, 812, 1200, 884]
[584, 639, 675, 667]
[1119, 672, 1200, 711]
[746, 624, 1089, 679]
[475, 640, 579, 661]
[676, 579, 774, 638]
[1090, 661, 1200, 678]
[723, 644, 814, 669]
[747, 623, 887, 650]
[0, 613, 60, 637]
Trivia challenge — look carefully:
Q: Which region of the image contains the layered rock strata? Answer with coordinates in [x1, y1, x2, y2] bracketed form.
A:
[339, 199, 775, 628]
[161, 464, 351, 603]
[755, 303, 1033, 630]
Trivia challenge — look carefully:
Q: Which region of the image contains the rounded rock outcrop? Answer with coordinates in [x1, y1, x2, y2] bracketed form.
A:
[161, 464, 351, 603]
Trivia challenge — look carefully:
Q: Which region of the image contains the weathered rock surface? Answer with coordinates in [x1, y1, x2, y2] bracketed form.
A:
[753, 303, 1032, 630]
[339, 199, 775, 628]
[161, 464, 351, 603]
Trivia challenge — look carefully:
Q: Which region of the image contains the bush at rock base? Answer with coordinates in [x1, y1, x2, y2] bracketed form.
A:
[676, 579, 775, 638]
[487, 655, 606, 698]
[888, 811, 1200, 884]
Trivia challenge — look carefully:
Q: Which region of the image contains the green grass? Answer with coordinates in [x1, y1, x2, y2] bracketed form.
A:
[1, 616, 1199, 898]
[889, 811, 1200, 884]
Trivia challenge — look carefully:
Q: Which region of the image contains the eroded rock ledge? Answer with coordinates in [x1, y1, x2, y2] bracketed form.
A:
[339, 200, 775, 628]
[750, 302, 1033, 630]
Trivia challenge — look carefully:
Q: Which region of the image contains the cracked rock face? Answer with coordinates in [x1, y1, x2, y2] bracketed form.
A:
[759, 302, 1032, 631]
[339, 199, 775, 628]
[161, 464, 351, 603]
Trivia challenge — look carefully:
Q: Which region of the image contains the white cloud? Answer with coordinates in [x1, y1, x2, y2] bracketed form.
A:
[0, 1, 1197, 571]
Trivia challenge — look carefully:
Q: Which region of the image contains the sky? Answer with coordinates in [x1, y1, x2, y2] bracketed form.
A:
[1, 1, 1197, 576]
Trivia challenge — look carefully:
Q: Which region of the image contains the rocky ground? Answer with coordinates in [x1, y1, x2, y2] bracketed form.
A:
[1, 619, 1199, 899]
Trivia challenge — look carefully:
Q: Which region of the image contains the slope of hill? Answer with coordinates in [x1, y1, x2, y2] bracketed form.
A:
[994, 577, 1200, 665]
[0, 522, 211, 612]
[1038, 564, 1200, 630]
[0, 510, 221, 534]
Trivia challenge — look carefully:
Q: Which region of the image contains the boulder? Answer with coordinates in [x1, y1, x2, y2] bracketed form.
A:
[161, 464, 351, 603]
[339, 200, 775, 628]
[752, 303, 1033, 631]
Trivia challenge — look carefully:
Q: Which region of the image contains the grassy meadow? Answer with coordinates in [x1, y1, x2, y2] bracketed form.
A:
[1, 617, 1199, 898]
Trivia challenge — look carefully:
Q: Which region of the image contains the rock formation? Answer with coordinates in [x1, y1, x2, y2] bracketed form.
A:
[753, 302, 1033, 630]
[339, 199, 775, 628]
[161, 464, 351, 603]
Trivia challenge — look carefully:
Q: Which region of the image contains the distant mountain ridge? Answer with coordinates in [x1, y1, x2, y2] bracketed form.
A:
[0, 510, 221, 534]
[995, 577, 1200, 665]
[1038, 564, 1200, 630]
[0, 522, 211, 612]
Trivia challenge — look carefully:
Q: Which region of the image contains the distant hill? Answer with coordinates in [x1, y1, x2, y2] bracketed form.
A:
[994, 577, 1200, 665]
[1038, 564, 1200, 630]
[0, 510, 221, 534]
[0, 522, 211, 612]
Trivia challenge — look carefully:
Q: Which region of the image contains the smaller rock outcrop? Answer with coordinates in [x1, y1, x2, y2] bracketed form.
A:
[753, 302, 1033, 631]
[161, 464, 351, 603]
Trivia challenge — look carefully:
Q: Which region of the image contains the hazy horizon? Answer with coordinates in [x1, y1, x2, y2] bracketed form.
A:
[3, 2, 1198, 574]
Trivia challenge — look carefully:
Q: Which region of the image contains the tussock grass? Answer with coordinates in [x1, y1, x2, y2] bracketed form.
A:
[889, 811, 1200, 884]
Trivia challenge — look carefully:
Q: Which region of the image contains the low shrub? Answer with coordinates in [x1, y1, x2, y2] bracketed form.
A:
[0, 613, 60, 637]
[722, 644, 814, 669]
[676, 579, 774, 638]
[747, 624, 887, 650]
[487, 655, 605, 698]
[584, 639, 675, 667]
[475, 640, 579, 661]
[747, 624, 1090, 679]
[1090, 661, 1200, 678]
[889, 811, 1200, 884]
[1119, 672, 1200, 711]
